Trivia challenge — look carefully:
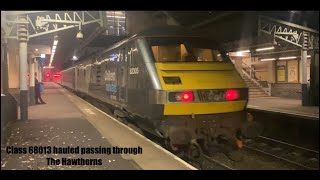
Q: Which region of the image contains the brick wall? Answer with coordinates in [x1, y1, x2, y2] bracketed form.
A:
[271, 83, 301, 99]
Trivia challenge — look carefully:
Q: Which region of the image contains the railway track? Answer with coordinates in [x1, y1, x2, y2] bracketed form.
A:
[243, 136, 319, 170]
[185, 135, 319, 170]
[201, 155, 234, 170]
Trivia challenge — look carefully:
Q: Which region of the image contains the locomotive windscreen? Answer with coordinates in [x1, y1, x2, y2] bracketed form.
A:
[147, 37, 230, 63]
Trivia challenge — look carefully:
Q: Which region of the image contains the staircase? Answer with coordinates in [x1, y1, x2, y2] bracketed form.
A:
[240, 62, 270, 98]
[242, 75, 269, 98]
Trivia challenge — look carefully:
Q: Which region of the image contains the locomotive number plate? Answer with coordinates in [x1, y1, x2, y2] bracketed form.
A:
[198, 90, 225, 102]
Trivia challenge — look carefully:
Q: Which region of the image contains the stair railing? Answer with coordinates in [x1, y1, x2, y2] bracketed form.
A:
[241, 62, 270, 95]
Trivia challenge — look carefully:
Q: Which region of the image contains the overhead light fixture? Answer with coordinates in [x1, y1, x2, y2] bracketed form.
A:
[256, 46, 275, 51]
[260, 58, 276, 61]
[106, 15, 125, 19]
[307, 55, 311, 58]
[228, 50, 251, 57]
[107, 20, 125, 22]
[236, 50, 250, 53]
[49, 36, 58, 67]
[35, 48, 39, 51]
[43, 66, 54, 69]
[279, 56, 297, 60]
[106, 11, 124, 14]
[53, 40, 58, 46]
[72, 55, 78, 60]
[235, 52, 244, 56]
[76, 31, 83, 39]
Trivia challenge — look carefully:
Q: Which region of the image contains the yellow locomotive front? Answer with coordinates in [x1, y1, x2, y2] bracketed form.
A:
[147, 36, 262, 156]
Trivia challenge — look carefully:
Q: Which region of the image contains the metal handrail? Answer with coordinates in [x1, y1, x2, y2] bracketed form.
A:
[242, 62, 266, 82]
[241, 62, 270, 95]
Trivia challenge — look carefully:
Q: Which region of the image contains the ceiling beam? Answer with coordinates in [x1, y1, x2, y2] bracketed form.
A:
[190, 11, 235, 29]
[151, 11, 180, 26]
[161, 11, 180, 26]
[77, 26, 106, 53]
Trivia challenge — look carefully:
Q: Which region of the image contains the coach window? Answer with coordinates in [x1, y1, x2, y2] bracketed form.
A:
[124, 47, 128, 62]
[126, 44, 131, 63]
[119, 48, 124, 62]
[96, 65, 101, 85]
[131, 43, 140, 66]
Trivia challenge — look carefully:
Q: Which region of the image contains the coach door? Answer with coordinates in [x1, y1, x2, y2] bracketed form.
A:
[118, 47, 128, 103]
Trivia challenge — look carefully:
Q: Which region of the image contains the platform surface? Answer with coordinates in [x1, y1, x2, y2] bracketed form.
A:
[1, 82, 196, 170]
[248, 97, 319, 120]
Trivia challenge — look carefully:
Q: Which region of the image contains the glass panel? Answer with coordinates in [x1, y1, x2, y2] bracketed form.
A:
[105, 11, 126, 36]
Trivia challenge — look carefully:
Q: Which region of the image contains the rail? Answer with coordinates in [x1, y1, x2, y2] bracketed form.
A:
[243, 136, 319, 170]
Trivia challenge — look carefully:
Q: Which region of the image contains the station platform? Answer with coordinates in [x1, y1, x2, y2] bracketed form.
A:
[1, 82, 196, 170]
[247, 97, 319, 120]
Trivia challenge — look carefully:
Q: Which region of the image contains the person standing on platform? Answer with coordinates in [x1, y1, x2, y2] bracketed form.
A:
[35, 72, 46, 104]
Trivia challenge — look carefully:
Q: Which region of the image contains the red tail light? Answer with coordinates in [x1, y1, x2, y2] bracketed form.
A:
[169, 91, 194, 102]
[180, 91, 194, 102]
[225, 89, 239, 101]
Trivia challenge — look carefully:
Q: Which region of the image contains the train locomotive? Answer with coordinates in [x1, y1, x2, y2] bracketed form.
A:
[58, 27, 262, 159]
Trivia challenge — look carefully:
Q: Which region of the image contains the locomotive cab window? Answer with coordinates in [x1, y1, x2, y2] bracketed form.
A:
[148, 37, 228, 63]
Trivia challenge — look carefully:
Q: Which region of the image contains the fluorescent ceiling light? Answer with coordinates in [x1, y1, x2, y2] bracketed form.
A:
[43, 66, 54, 69]
[260, 58, 276, 61]
[307, 55, 311, 58]
[106, 16, 125, 19]
[49, 39, 58, 67]
[228, 51, 250, 57]
[256, 46, 275, 51]
[236, 50, 250, 53]
[106, 11, 124, 15]
[279, 56, 296, 60]
[236, 52, 244, 56]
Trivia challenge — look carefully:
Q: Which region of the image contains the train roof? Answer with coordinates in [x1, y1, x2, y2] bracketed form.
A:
[64, 26, 216, 69]
[95, 26, 203, 55]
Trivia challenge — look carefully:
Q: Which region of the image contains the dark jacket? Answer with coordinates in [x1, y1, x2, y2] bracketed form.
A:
[35, 78, 40, 94]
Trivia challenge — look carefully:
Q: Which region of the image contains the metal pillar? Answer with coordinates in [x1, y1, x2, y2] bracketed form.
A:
[301, 31, 309, 106]
[2, 37, 9, 94]
[309, 49, 319, 106]
[39, 63, 42, 82]
[18, 15, 29, 120]
[301, 50, 308, 106]
[29, 56, 35, 105]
